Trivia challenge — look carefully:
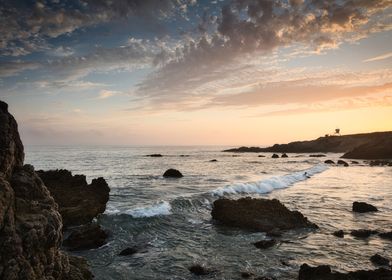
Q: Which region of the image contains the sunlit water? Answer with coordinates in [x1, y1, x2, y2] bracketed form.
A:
[25, 146, 392, 279]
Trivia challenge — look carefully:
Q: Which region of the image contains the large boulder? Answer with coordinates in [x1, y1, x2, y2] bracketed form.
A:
[298, 263, 392, 280]
[211, 197, 317, 232]
[36, 169, 110, 227]
[0, 101, 92, 279]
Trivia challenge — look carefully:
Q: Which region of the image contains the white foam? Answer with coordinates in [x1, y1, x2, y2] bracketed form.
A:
[125, 201, 172, 218]
[211, 164, 328, 196]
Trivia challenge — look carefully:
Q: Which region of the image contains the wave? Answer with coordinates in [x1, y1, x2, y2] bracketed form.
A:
[211, 164, 328, 196]
[124, 201, 172, 218]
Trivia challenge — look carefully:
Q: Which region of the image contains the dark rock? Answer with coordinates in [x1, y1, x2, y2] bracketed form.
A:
[147, 154, 163, 157]
[253, 239, 276, 249]
[0, 101, 92, 279]
[333, 230, 344, 238]
[298, 263, 392, 280]
[351, 161, 359, 164]
[342, 137, 392, 159]
[209, 159, 218, 162]
[369, 160, 392, 166]
[163, 168, 183, 178]
[379, 231, 392, 240]
[63, 224, 108, 251]
[241, 272, 254, 278]
[350, 229, 378, 238]
[352, 201, 378, 213]
[189, 264, 212, 276]
[211, 197, 317, 232]
[281, 153, 288, 158]
[266, 229, 283, 237]
[119, 247, 138, 256]
[271, 154, 279, 158]
[337, 160, 349, 166]
[258, 155, 265, 157]
[309, 154, 326, 157]
[223, 146, 264, 153]
[37, 169, 110, 227]
[324, 160, 335, 164]
[254, 277, 275, 280]
[370, 254, 390, 266]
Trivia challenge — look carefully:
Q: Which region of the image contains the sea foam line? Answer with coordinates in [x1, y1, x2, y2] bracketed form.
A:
[124, 201, 172, 218]
[211, 164, 328, 196]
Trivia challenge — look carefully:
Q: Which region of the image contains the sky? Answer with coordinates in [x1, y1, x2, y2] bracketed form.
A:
[0, 0, 391, 146]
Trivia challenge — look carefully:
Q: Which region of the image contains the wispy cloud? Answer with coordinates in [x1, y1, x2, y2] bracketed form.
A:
[363, 52, 392, 62]
[98, 90, 119, 99]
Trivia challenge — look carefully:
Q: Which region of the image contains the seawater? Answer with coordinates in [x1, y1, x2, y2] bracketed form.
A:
[25, 146, 392, 279]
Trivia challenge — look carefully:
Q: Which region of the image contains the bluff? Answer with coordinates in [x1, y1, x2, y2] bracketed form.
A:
[0, 101, 92, 279]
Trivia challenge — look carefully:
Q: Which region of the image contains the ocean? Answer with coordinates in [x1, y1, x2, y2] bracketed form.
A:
[25, 146, 392, 279]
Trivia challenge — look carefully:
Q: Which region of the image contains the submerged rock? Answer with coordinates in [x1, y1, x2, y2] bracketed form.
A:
[337, 160, 349, 166]
[281, 153, 288, 158]
[258, 155, 266, 157]
[379, 231, 392, 240]
[163, 168, 183, 178]
[37, 169, 110, 228]
[324, 160, 335, 164]
[253, 239, 276, 249]
[350, 229, 378, 238]
[119, 247, 138, 256]
[298, 263, 392, 280]
[209, 159, 218, 162]
[63, 224, 108, 251]
[333, 230, 344, 238]
[271, 154, 279, 158]
[351, 161, 359, 164]
[370, 254, 390, 266]
[146, 154, 163, 157]
[352, 201, 378, 213]
[309, 154, 326, 157]
[211, 197, 317, 232]
[189, 264, 213, 276]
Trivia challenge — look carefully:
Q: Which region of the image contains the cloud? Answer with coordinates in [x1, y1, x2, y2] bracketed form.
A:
[363, 51, 392, 62]
[98, 90, 118, 99]
[0, 61, 40, 77]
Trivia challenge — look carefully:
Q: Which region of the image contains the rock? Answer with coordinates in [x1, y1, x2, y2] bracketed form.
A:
[147, 154, 163, 157]
[309, 154, 326, 157]
[337, 160, 349, 166]
[351, 161, 359, 164]
[209, 159, 218, 162]
[281, 153, 288, 158]
[379, 231, 392, 240]
[253, 239, 276, 249]
[342, 137, 392, 159]
[369, 160, 391, 166]
[266, 229, 283, 237]
[350, 229, 378, 238]
[211, 197, 317, 232]
[241, 271, 254, 278]
[63, 224, 108, 251]
[370, 254, 390, 266]
[37, 169, 110, 228]
[298, 263, 392, 280]
[258, 155, 265, 157]
[163, 168, 183, 178]
[271, 154, 279, 158]
[254, 277, 275, 280]
[0, 101, 92, 279]
[333, 230, 344, 238]
[119, 247, 138, 256]
[352, 201, 378, 213]
[189, 264, 212, 275]
[324, 160, 335, 164]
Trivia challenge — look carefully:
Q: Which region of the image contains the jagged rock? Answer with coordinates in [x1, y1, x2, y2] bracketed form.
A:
[63, 224, 108, 251]
[333, 230, 344, 238]
[350, 229, 378, 238]
[281, 153, 288, 158]
[119, 247, 138, 256]
[271, 154, 279, 158]
[146, 154, 163, 157]
[253, 239, 276, 249]
[324, 160, 335, 164]
[163, 169, 183, 178]
[189, 264, 213, 276]
[298, 263, 392, 280]
[352, 201, 378, 213]
[370, 254, 390, 266]
[379, 231, 392, 240]
[211, 197, 317, 232]
[36, 169, 110, 227]
[337, 160, 349, 166]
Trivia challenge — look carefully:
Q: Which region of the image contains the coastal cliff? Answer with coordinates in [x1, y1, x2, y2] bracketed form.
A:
[0, 101, 92, 280]
[224, 131, 392, 159]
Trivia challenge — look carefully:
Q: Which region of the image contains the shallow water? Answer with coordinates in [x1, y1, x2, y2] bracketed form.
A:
[25, 146, 392, 279]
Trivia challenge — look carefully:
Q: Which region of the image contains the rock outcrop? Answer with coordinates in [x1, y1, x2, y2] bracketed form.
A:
[36, 169, 110, 228]
[0, 101, 92, 279]
[342, 137, 392, 159]
[211, 197, 317, 232]
[298, 263, 392, 280]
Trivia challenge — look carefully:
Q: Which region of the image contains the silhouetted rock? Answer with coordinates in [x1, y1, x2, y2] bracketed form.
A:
[211, 197, 317, 232]
[281, 153, 288, 158]
[352, 201, 378, 213]
[271, 154, 279, 158]
[309, 154, 326, 157]
[350, 229, 378, 238]
[63, 224, 108, 251]
[379, 231, 392, 240]
[189, 264, 213, 275]
[147, 154, 163, 157]
[253, 239, 276, 249]
[0, 101, 92, 279]
[342, 137, 392, 159]
[37, 169, 110, 228]
[119, 247, 138, 256]
[163, 168, 183, 178]
[324, 160, 335, 164]
[298, 263, 392, 280]
[209, 159, 218, 162]
[333, 230, 344, 238]
[337, 160, 349, 166]
[351, 161, 359, 164]
[370, 254, 390, 266]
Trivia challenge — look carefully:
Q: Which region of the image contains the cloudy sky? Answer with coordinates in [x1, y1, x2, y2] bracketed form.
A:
[1, 0, 391, 146]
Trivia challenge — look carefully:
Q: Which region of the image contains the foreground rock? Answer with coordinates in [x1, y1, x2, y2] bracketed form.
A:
[370, 254, 390, 266]
[63, 224, 108, 251]
[37, 169, 110, 228]
[352, 201, 378, 213]
[211, 197, 317, 232]
[163, 168, 183, 178]
[0, 101, 92, 279]
[298, 263, 392, 280]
